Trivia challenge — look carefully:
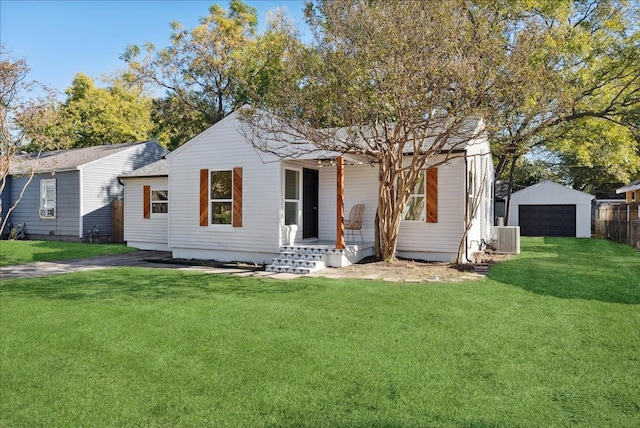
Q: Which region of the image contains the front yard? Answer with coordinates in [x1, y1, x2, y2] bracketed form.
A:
[1, 237, 639, 427]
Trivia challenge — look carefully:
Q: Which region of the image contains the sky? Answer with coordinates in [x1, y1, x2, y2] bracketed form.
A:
[1, 0, 307, 97]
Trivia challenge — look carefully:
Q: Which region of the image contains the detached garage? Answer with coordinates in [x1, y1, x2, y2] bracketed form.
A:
[508, 181, 594, 238]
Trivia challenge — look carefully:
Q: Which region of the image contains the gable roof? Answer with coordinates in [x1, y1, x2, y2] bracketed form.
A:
[511, 180, 594, 203]
[119, 159, 168, 178]
[168, 106, 489, 163]
[8, 141, 158, 175]
[616, 179, 640, 194]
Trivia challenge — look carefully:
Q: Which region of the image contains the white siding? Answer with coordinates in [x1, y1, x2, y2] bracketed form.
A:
[123, 176, 169, 251]
[318, 163, 378, 243]
[167, 113, 282, 264]
[464, 149, 494, 257]
[397, 157, 465, 261]
[80, 141, 166, 238]
[318, 151, 492, 262]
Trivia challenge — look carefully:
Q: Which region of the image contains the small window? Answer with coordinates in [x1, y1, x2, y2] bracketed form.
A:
[151, 190, 168, 214]
[402, 171, 426, 221]
[39, 179, 56, 218]
[210, 170, 233, 224]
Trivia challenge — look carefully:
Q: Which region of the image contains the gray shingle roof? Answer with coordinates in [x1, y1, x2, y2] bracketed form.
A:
[8, 141, 156, 175]
[119, 159, 168, 178]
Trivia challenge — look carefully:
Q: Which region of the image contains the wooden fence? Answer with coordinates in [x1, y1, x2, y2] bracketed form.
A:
[111, 199, 124, 243]
[595, 202, 640, 250]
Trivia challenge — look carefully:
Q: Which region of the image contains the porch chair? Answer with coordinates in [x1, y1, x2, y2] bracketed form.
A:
[344, 204, 365, 244]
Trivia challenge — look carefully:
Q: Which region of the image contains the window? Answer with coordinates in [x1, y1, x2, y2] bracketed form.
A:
[200, 168, 242, 227]
[284, 169, 300, 225]
[210, 170, 233, 224]
[39, 179, 56, 218]
[151, 190, 168, 214]
[401, 168, 438, 223]
[403, 171, 426, 221]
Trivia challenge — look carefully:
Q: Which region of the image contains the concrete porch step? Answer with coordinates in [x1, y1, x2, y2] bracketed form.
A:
[265, 246, 330, 275]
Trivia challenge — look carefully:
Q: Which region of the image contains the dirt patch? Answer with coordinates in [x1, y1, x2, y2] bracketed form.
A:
[316, 251, 512, 282]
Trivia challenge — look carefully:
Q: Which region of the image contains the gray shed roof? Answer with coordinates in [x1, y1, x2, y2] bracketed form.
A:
[8, 141, 157, 175]
[119, 159, 168, 178]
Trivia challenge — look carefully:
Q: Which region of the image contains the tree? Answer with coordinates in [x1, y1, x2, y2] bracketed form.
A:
[1, 46, 60, 234]
[242, 0, 512, 261]
[123, 1, 299, 147]
[547, 117, 640, 192]
[487, 0, 639, 219]
[123, 0, 259, 129]
[54, 73, 154, 148]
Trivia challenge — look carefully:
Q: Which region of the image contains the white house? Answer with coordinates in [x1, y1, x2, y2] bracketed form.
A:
[508, 180, 594, 238]
[122, 110, 494, 273]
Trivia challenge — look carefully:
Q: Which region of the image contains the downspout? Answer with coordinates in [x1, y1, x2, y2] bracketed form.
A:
[464, 156, 473, 263]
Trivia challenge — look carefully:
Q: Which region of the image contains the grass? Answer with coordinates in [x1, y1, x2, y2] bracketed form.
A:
[0, 240, 136, 267]
[1, 237, 639, 427]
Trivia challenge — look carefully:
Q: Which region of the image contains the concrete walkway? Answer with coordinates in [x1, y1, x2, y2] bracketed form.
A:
[0, 250, 303, 281]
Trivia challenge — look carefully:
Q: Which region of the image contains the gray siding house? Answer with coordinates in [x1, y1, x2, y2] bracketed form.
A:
[2, 141, 167, 241]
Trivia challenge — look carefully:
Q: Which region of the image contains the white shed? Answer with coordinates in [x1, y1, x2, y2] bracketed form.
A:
[508, 180, 594, 238]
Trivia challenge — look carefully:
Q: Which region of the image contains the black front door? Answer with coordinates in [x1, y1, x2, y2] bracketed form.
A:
[302, 168, 319, 239]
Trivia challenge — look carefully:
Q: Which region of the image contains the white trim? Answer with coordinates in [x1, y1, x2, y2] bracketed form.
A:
[284, 167, 302, 226]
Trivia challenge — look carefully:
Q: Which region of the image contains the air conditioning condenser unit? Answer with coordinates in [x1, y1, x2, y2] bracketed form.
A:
[494, 226, 520, 254]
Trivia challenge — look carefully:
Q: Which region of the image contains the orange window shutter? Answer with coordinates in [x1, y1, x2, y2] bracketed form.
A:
[426, 168, 438, 223]
[200, 169, 208, 226]
[233, 167, 243, 227]
[143, 185, 151, 219]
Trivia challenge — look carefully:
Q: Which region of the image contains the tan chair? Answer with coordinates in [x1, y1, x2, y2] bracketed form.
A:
[344, 204, 365, 243]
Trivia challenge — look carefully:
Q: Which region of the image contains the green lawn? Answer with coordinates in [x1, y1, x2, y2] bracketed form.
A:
[1, 237, 639, 427]
[0, 240, 136, 266]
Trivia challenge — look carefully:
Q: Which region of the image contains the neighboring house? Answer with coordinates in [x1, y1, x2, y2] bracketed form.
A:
[123, 110, 492, 271]
[119, 159, 170, 251]
[508, 180, 594, 238]
[616, 179, 640, 207]
[2, 141, 167, 242]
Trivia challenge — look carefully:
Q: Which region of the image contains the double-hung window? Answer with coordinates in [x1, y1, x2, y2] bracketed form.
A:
[403, 171, 426, 221]
[151, 190, 168, 214]
[39, 179, 56, 218]
[199, 168, 242, 227]
[210, 170, 233, 225]
[401, 168, 438, 223]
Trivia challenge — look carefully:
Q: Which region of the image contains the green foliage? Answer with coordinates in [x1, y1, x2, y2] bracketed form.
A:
[0, 240, 136, 267]
[1, 238, 639, 426]
[55, 73, 154, 148]
[149, 93, 209, 149]
[548, 117, 640, 191]
[488, 0, 639, 189]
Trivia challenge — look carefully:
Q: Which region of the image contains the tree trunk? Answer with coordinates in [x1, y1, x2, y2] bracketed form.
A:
[375, 152, 414, 262]
[504, 155, 518, 225]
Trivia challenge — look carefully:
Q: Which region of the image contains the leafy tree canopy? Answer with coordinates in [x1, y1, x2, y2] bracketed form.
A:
[54, 73, 154, 148]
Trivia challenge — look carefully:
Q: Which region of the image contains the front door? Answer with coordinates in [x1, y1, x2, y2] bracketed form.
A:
[303, 168, 319, 239]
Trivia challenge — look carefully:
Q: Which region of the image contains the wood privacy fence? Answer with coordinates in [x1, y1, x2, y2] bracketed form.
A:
[112, 199, 124, 243]
[595, 202, 640, 250]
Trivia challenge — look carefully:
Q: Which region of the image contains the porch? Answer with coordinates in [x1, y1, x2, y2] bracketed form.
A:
[265, 241, 375, 274]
